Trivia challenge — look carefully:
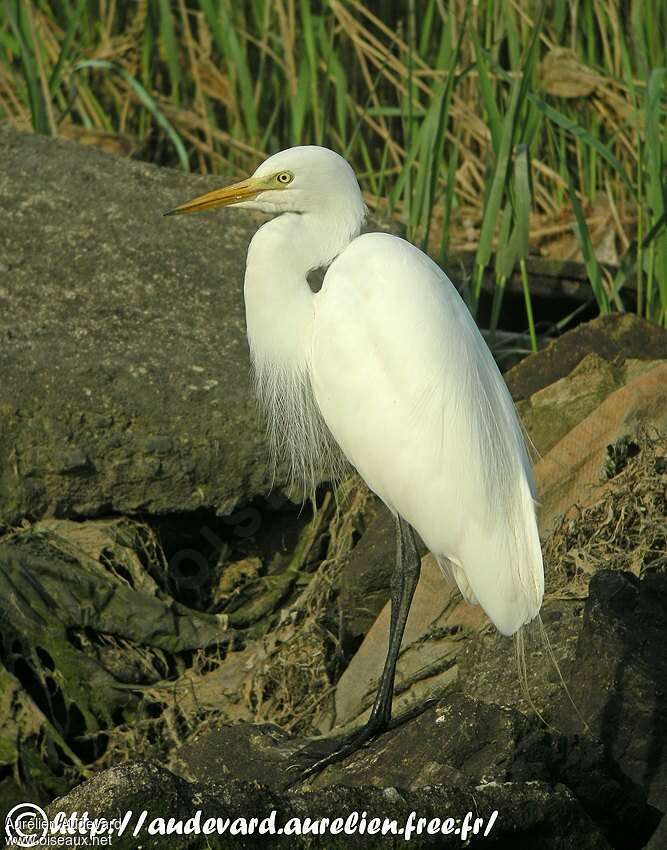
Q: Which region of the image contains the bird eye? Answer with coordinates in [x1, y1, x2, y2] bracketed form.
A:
[276, 171, 293, 185]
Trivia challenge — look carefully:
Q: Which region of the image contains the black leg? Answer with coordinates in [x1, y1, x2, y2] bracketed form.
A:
[366, 514, 421, 728]
[291, 514, 421, 781]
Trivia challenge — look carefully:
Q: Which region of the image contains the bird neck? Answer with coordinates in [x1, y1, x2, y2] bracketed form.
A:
[243, 210, 361, 374]
[242, 208, 362, 493]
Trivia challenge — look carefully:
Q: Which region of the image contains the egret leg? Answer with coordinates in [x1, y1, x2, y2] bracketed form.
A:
[366, 514, 421, 728]
[290, 514, 421, 781]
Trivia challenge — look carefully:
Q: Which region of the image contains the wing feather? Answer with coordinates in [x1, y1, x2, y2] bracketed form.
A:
[311, 233, 543, 635]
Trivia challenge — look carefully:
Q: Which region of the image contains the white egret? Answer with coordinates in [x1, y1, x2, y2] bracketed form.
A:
[165, 146, 543, 773]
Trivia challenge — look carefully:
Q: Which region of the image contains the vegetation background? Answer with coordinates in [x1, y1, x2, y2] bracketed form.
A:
[2, 0, 666, 338]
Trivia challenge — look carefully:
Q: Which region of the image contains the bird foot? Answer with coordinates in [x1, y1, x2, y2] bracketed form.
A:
[286, 698, 437, 787]
[286, 721, 381, 786]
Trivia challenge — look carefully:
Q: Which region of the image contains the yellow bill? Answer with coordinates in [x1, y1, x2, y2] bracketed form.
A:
[163, 175, 268, 217]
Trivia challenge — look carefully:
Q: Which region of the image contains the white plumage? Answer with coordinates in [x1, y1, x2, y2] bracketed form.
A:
[168, 145, 544, 639]
[313, 232, 543, 635]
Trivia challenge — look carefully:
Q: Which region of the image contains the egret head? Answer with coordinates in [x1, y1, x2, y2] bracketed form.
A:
[164, 145, 365, 221]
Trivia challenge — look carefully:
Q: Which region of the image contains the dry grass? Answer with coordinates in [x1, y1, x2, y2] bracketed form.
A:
[99, 478, 371, 768]
[2, 434, 664, 782]
[2, 1, 666, 327]
[545, 431, 667, 599]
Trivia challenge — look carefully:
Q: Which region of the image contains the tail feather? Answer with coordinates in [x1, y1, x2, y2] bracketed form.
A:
[437, 476, 543, 637]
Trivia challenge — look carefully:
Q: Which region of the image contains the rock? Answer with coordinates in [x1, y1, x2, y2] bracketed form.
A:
[457, 597, 584, 718]
[455, 569, 667, 845]
[552, 571, 667, 813]
[0, 124, 271, 527]
[535, 363, 667, 534]
[505, 313, 667, 403]
[172, 721, 296, 788]
[313, 697, 658, 846]
[171, 693, 658, 848]
[1, 759, 615, 850]
[516, 352, 664, 458]
[506, 312, 667, 461]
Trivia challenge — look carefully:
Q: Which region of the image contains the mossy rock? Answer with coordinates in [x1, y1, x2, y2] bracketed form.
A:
[506, 313, 667, 403]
